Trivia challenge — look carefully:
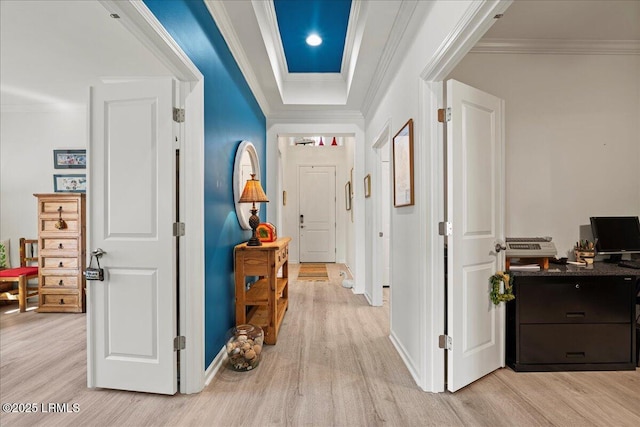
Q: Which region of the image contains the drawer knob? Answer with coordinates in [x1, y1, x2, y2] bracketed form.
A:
[58, 243, 64, 249]
[58, 280, 64, 286]
[575, 284, 580, 289]
[59, 299, 65, 305]
[58, 261, 64, 268]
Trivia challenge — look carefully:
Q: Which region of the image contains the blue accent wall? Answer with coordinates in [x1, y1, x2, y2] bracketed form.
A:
[144, 0, 266, 366]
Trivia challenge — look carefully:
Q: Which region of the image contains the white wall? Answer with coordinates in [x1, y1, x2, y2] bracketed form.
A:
[0, 108, 86, 265]
[363, 0, 508, 392]
[448, 53, 640, 257]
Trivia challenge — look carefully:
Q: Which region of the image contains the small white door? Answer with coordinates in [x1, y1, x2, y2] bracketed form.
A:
[87, 78, 178, 394]
[446, 79, 505, 392]
[299, 166, 336, 263]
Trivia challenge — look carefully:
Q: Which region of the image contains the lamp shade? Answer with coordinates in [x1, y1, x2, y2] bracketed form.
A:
[239, 174, 269, 203]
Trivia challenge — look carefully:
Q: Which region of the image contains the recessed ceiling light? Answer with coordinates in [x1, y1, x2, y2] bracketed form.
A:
[306, 34, 322, 47]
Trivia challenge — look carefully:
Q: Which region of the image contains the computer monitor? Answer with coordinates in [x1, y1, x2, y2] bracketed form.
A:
[590, 216, 640, 262]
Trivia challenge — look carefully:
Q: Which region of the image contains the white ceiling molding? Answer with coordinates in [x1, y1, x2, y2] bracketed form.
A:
[251, 0, 365, 106]
[472, 38, 640, 55]
[204, 0, 272, 115]
[360, 0, 419, 118]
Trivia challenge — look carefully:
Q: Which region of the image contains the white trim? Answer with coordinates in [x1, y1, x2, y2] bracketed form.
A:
[389, 330, 421, 386]
[361, 0, 419, 118]
[204, 346, 228, 387]
[99, 0, 205, 395]
[370, 119, 391, 308]
[472, 38, 640, 55]
[415, 0, 511, 393]
[204, 0, 271, 115]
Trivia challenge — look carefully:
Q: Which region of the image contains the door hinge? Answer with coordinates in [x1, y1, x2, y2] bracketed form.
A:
[437, 108, 451, 123]
[174, 336, 186, 351]
[438, 221, 452, 236]
[439, 334, 452, 350]
[173, 222, 185, 237]
[173, 107, 185, 123]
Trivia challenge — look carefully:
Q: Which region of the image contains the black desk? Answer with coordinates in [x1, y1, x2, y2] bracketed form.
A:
[507, 263, 638, 372]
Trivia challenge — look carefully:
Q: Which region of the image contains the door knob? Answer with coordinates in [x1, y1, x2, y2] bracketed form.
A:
[91, 248, 106, 258]
[495, 243, 507, 253]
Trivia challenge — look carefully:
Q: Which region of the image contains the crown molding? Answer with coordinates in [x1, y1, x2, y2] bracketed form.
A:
[360, 0, 419, 118]
[471, 38, 640, 55]
[204, 0, 272, 116]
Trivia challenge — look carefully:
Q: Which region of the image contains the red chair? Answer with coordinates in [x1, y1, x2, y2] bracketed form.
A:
[0, 238, 39, 312]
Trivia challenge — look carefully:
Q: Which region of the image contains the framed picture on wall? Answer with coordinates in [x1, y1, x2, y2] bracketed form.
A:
[392, 119, 414, 207]
[54, 174, 86, 193]
[54, 149, 86, 169]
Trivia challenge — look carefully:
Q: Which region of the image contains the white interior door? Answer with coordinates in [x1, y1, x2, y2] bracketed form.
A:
[87, 78, 178, 394]
[446, 79, 505, 392]
[299, 166, 336, 263]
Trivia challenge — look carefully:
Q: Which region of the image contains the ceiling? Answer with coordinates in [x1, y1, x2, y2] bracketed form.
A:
[1, 1, 638, 117]
[274, 0, 352, 73]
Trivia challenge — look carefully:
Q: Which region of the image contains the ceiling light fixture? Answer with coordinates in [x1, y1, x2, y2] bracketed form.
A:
[306, 34, 322, 47]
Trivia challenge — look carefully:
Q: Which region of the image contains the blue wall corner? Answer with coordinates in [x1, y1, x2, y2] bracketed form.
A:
[144, 0, 267, 366]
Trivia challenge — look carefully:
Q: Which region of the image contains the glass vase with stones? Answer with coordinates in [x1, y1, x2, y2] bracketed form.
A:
[225, 324, 264, 371]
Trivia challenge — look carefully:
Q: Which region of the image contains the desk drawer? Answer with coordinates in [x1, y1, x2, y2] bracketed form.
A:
[520, 323, 632, 364]
[517, 277, 632, 323]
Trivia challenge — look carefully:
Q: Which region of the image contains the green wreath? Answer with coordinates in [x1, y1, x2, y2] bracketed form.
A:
[489, 271, 514, 305]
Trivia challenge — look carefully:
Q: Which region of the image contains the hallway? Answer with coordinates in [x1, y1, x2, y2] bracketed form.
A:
[0, 263, 639, 426]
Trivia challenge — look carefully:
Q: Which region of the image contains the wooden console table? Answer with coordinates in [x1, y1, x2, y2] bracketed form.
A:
[234, 237, 290, 344]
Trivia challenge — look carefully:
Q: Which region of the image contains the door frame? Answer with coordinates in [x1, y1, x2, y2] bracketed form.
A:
[96, 0, 204, 394]
[297, 164, 337, 263]
[414, 0, 512, 392]
[370, 121, 392, 307]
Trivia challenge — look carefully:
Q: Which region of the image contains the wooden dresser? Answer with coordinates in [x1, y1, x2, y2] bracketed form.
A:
[234, 237, 290, 344]
[34, 193, 86, 313]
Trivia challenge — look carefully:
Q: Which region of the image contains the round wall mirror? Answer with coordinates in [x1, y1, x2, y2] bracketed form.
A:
[233, 141, 261, 230]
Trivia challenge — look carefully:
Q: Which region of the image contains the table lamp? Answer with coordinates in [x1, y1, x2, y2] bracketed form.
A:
[239, 174, 269, 246]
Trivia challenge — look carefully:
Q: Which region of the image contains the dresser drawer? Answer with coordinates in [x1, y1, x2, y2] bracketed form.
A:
[41, 200, 79, 215]
[41, 238, 79, 254]
[41, 218, 80, 233]
[517, 276, 632, 323]
[41, 274, 79, 289]
[40, 292, 79, 307]
[519, 323, 632, 364]
[42, 257, 78, 269]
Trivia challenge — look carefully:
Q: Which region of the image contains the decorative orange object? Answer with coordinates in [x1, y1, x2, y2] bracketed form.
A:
[256, 223, 277, 242]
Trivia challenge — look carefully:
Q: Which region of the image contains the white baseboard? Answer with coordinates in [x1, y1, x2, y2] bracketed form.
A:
[204, 345, 227, 387]
[389, 330, 424, 391]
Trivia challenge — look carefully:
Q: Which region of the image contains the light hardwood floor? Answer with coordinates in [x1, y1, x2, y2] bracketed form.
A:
[1, 263, 638, 426]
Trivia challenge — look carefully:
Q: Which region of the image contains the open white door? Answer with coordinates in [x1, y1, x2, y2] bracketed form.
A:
[299, 166, 336, 263]
[446, 79, 505, 392]
[87, 78, 178, 394]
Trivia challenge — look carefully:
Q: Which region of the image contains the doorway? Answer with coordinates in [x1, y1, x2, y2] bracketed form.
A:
[370, 123, 392, 307]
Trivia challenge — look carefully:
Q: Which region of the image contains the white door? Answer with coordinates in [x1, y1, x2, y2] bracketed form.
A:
[299, 166, 336, 263]
[446, 79, 505, 392]
[87, 78, 178, 394]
